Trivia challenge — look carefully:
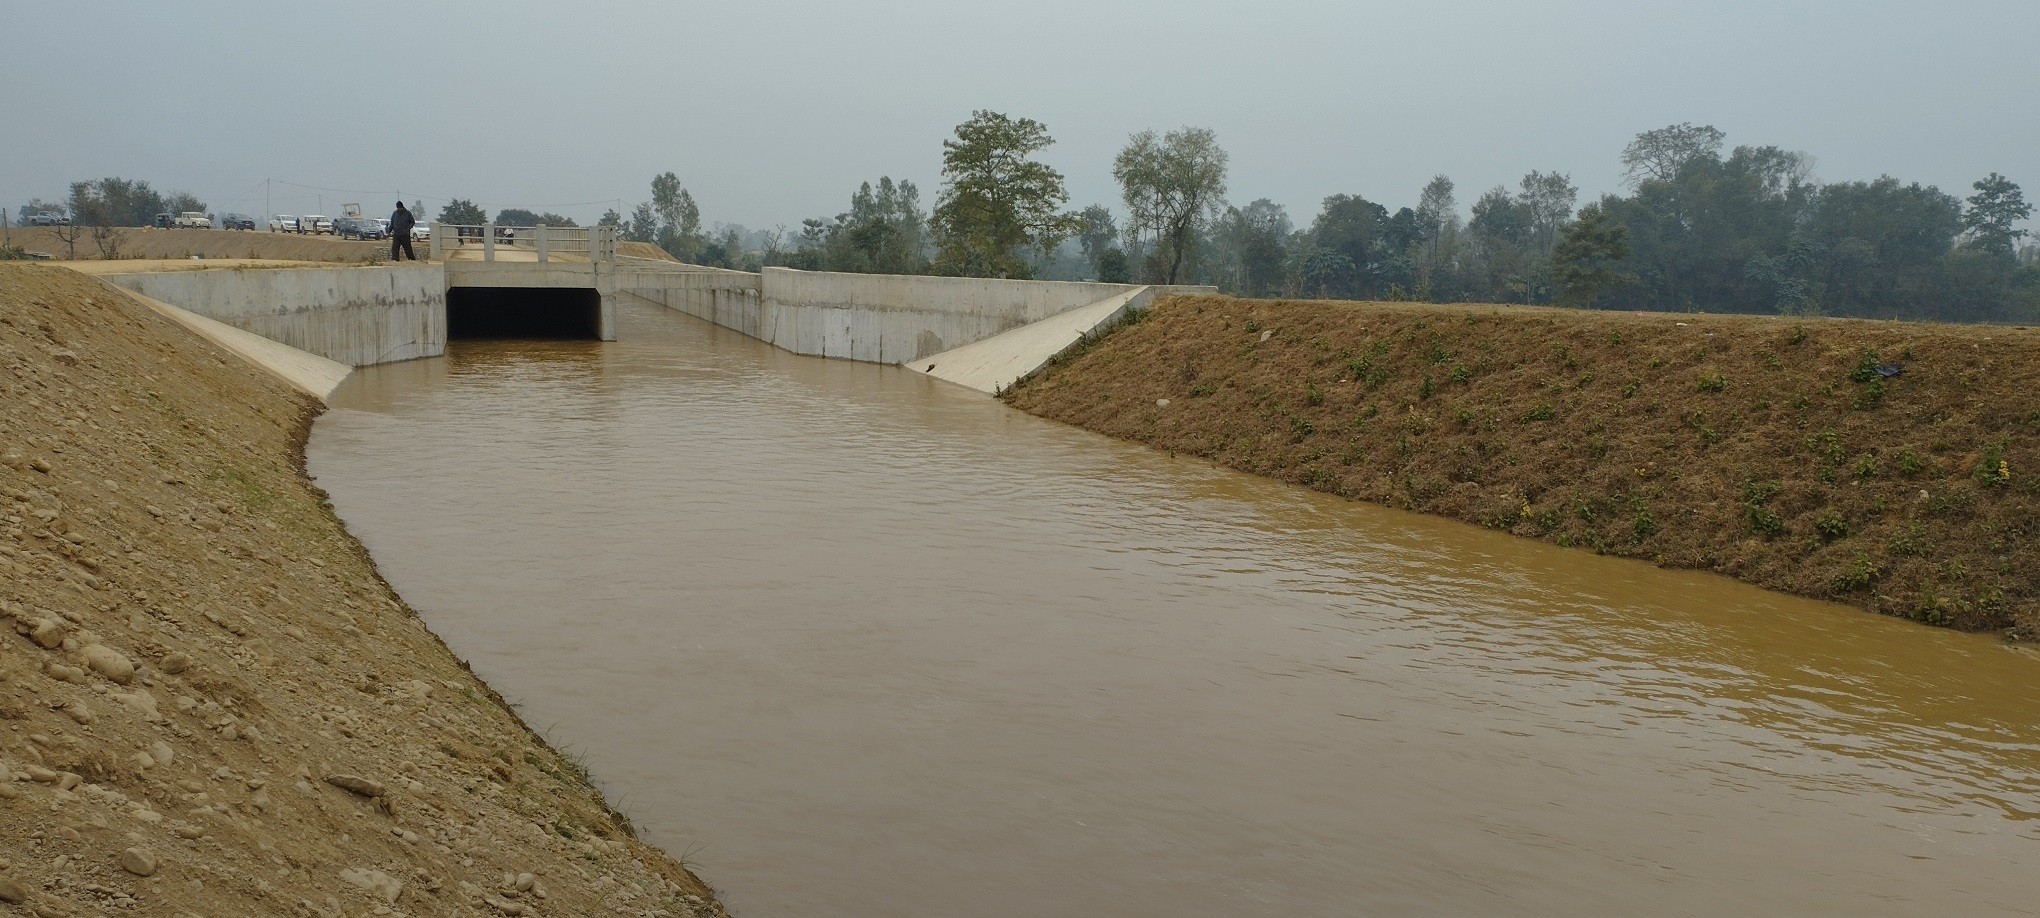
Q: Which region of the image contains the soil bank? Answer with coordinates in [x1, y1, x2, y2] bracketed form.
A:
[0, 263, 726, 916]
[4, 227, 395, 264]
[1006, 295, 2039, 637]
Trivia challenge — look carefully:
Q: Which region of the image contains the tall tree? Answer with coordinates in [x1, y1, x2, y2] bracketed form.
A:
[1112, 126, 1229, 284]
[1076, 204, 1119, 276]
[596, 209, 624, 229]
[1621, 123, 1726, 186]
[932, 110, 1076, 278]
[1304, 194, 1390, 298]
[1518, 170, 1577, 251]
[624, 203, 658, 243]
[1211, 199, 1291, 297]
[1552, 203, 1636, 305]
[1962, 172, 2032, 258]
[438, 199, 487, 225]
[650, 172, 704, 262]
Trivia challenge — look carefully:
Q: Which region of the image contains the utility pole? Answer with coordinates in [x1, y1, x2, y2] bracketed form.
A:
[265, 179, 270, 222]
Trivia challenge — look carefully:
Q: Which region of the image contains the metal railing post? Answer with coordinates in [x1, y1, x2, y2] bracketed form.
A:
[535, 225, 548, 263]
[483, 222, 495, 261]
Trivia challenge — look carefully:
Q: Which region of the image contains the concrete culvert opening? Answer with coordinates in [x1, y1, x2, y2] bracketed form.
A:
[447, 287, 603, 339]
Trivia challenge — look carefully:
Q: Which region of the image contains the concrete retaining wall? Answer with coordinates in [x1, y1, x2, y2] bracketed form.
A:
[619, 267, 765, 340]
[95, 265, 446, 366]
[623, 265, 1211, 366]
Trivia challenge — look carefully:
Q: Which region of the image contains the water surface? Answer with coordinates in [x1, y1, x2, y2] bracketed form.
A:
[307, 303, 2040, 916]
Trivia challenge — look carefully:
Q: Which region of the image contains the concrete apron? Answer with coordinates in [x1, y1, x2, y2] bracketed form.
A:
[902, 287, 1156, 395]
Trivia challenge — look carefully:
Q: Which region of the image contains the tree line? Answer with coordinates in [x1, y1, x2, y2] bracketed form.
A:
[594, 115, 2036, 324]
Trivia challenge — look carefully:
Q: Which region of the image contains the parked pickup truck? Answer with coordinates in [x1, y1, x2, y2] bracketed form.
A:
[172, 212, 211, 229]
[300, 215, 335, 235]
[27, 212, 70, 226]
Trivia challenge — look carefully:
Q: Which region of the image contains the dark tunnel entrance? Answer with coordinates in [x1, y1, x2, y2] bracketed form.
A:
[447, 287, 603, 339]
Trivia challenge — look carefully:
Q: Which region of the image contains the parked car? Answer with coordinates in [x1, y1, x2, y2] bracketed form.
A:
[172, 212, 211, 229]
[27, 212, 69, 226]
[336, 216, 385, 240]
[153, 213, 173, 228]
[220, 213, 257, 230]
[270, 215, 299, 233]
[408, 221, 430, 242]
[300, 215, 334, 235]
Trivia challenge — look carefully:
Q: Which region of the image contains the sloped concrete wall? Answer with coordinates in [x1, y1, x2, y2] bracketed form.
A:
[624, 265, 1211, 366]
[96, 265, 446, 366]
[759, 268, 1164, 364]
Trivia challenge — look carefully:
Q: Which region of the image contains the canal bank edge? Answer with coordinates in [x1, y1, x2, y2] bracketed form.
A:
[1006, 294, 2039, 638]
[0, 264, 728, 916]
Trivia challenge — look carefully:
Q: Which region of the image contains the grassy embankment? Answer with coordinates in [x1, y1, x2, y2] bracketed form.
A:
[0, 264, 725, 916]
[1007, 295, 2039, 637]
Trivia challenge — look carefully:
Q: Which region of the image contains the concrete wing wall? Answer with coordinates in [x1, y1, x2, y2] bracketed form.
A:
[622, 265, 1215, 371]
[95, 265, 446, 367]
[757, 268, 1147, 364]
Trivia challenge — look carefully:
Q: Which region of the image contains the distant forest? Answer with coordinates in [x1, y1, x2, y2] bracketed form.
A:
[609, 119, 2037, 325]
[16, 120, 2033, 324]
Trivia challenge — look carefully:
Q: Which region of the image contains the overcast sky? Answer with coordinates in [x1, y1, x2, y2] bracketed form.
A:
[5, 0, 2036, 232]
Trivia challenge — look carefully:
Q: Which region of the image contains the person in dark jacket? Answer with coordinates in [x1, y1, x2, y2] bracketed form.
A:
[389, 201, 417, 261]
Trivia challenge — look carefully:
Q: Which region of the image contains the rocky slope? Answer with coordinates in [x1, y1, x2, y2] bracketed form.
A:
[0, 263, 725, 916]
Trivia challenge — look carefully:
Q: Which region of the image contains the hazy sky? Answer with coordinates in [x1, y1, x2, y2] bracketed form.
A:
[5, 1, 2036, 232]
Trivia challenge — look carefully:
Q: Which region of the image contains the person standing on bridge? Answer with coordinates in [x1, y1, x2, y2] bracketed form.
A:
[389, 201, 417, 261]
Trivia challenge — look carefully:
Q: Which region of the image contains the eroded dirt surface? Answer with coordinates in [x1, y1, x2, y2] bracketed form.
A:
[0, 263, 725, 917]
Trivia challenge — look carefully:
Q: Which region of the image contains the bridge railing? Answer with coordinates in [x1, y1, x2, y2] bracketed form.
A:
[430, 223, 616, 264]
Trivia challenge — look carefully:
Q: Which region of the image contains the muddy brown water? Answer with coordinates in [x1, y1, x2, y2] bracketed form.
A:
[306, 303, 2040, 916]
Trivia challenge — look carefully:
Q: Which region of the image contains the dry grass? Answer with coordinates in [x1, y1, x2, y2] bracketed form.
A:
[1, 226, 390, 263]
[1008, 295, 2040, 637]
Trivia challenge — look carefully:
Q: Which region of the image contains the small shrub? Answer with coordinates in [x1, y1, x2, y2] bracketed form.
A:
[1419, 376, 1435, 400]
[1305, 380, 1324, 407]
[1697, 372, 1728, 393]
[1743, 479, 1785, 535]
[1450, 363, 1471, 384]
[1832, 554, 1883, 592]
[1631, 509, 1657, 542]
[1977, 437, 2013, 486]
[1815, 512, 1850, 540]
[1849, 351, 1881, 383]
[1621, 379, 1641, 398]
[1523, 404, 1556, 422]
[1889, 524, 1930, 556]
[1851, 454, 1878, 480]
[1245, 318, 1260, 333]
[1788, 325, 1807, 345]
